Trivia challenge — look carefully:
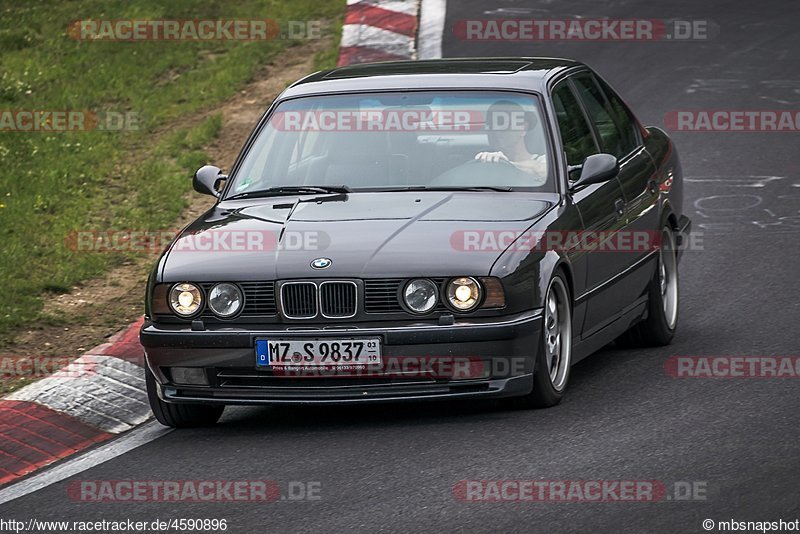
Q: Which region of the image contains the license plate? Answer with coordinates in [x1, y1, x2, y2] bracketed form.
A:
[255, 338, 382, 369]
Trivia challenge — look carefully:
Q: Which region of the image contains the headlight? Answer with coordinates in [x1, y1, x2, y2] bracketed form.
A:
[446, 277, 481, 311]
[208, 282, 243, 318]
[403, 279, 438, 314]
[169, 283, 203, 317]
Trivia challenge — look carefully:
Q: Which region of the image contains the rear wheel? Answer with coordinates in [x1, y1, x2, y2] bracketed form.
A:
[616, 226, 678, 347]
[146, 365, 223, 428]
[508, 272, 572, 409]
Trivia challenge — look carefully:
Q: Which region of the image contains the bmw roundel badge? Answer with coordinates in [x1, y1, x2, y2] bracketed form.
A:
[311, 257, 332, 269]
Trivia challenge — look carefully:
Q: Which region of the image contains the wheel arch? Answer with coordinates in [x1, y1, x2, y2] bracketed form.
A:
[661, 199, 678, 231]
[554, 259, 575, 305]
[533, 250, 576, 309]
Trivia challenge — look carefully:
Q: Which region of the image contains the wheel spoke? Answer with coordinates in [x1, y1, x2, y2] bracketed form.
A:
[551, 335, 560, 364]
[542, 279, 571, 391]
[659, 229, 679, 329]
[546, 294, 557, 329]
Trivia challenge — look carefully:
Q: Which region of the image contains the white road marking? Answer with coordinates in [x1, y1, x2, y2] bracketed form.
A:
[0, 421, 171, 506]
[760, 96, 793, 105]
[686, 78, 749, 94]
[419, 0, 446, 59]
[684, 176, 785, 187]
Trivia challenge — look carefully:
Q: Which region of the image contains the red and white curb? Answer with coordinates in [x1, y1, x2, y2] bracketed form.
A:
[0, 317, 147, 486]
[338, 0, 421, 66]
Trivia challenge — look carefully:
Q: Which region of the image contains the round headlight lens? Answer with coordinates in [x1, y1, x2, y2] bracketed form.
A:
[447, 277, 481, 311]
[208, 283, 243, 318]
[169, 283, 203, 316]
[403, 279, 438, 314]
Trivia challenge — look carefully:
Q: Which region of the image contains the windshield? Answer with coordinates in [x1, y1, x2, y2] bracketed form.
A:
[226, 91, 553, 197]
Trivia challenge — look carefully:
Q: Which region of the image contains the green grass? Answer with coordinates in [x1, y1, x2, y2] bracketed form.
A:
[0, 0, 343, 344]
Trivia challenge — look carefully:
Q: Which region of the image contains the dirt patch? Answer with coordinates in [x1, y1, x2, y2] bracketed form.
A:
[0, 37, 332, 371]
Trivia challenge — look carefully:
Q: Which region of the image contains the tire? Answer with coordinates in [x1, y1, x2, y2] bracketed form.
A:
[507, 272, 573, 409]
[145, 365, 224, 428]
[616, 226, 679, 347]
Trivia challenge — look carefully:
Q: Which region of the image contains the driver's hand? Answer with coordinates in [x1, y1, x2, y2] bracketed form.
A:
[475, 151, 509, 163]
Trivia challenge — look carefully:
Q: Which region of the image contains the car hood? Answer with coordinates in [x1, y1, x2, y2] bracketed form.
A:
[160, 192, 555, 281]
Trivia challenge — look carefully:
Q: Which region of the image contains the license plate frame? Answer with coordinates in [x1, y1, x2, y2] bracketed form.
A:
[255, 338, 382, 370]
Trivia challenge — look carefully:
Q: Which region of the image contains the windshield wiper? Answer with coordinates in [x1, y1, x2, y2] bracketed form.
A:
[376, 186, 514, 192]
[226, 185, 352, 201]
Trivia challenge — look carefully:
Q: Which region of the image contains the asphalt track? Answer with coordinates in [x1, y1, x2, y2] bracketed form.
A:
[2, 0, 799, 531]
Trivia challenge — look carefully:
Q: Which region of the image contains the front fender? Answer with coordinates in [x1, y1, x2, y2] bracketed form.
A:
[492, 244, 568, 310]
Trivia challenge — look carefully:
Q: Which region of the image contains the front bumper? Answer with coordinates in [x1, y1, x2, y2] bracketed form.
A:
[140, 309, 542, 405]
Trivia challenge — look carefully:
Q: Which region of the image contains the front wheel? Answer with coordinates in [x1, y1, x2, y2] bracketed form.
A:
[616, 226, 679, 347]
[146, 365, 224, 428]
[508, 272, 572, 409]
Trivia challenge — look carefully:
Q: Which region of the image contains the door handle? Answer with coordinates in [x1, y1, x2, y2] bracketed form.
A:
[614, 199, 625, 218]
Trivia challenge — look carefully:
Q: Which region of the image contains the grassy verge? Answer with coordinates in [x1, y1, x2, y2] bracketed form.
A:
[0, 0, 343, 345]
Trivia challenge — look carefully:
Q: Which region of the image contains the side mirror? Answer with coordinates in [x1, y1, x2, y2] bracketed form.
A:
[193, 165, 227, 197]
[569, 154, 619, 191]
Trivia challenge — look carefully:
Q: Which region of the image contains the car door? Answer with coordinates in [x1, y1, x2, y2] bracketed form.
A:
[571, 72, 659, 311]
[550, 79, 628, 337]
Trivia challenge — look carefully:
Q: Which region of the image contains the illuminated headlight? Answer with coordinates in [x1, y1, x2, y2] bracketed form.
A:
[169, 283, 203, 317]
[208, 282, 243, 318]
[403, 279, 439, 314]
[446, 277, 481, 311]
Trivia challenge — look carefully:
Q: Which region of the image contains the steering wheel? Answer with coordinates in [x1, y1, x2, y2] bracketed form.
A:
[471, 155, 516, 168]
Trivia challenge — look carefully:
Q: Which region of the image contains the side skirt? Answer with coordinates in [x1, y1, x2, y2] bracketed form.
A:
[571, 295, 648, 365]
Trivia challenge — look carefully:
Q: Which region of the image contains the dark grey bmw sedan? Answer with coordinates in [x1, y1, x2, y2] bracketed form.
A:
[140, 58, 691, 427]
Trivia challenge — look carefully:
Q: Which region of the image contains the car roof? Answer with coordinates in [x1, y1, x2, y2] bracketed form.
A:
[279, 57, 584, 99]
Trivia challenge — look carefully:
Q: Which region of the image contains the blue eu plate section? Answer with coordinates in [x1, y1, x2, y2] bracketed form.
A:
[255, 339, 270, 367]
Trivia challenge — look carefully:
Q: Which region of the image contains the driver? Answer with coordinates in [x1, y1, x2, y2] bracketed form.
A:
[475, 100, 547, 176]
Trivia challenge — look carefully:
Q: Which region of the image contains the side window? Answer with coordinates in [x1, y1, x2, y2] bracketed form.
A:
[572, 73, 638, 159]
[597, 76, 640, 151]
[551, 81, 599, 172]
